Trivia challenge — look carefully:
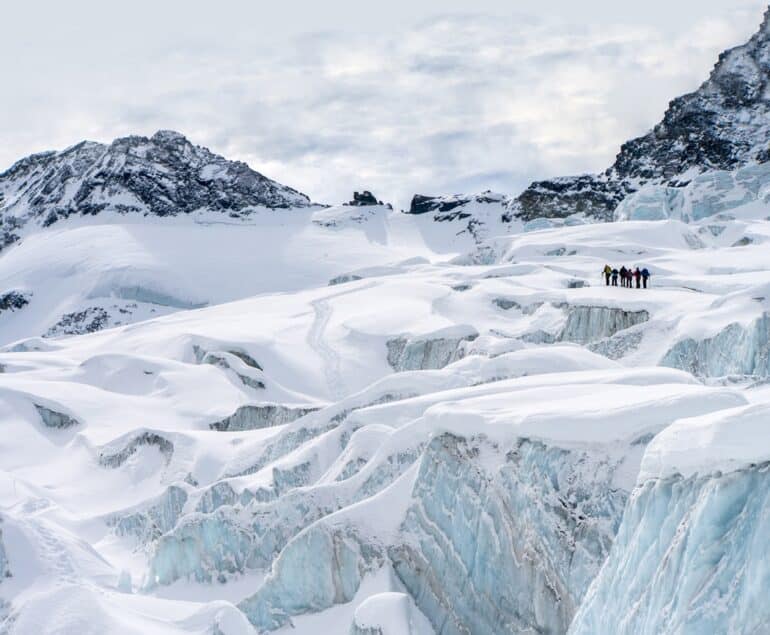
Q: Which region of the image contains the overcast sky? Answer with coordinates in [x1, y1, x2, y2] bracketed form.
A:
[1, 1, 767, 207]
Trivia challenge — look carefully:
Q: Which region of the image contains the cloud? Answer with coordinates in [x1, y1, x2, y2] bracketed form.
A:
[0, 2, 766, 208]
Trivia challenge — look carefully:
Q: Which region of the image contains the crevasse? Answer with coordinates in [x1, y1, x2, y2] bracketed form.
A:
[237, 431, 641, 633]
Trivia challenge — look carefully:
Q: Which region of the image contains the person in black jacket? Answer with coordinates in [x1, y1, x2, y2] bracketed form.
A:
[619, 266, 628, 288]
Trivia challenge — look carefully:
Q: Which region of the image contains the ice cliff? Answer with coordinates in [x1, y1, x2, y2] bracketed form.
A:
[571, 404, 770, 634]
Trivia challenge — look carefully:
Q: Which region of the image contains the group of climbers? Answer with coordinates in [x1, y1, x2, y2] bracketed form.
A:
[602, 264, 650, 289]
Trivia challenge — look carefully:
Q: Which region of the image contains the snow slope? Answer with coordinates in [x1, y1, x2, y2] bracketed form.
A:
[1, 188, 770, 633]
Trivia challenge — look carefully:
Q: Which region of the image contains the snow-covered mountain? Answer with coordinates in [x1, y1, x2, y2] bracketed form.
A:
[510, 7, 770, 222]
[0, 130, 312, 247]
[2, 8, 770, 635]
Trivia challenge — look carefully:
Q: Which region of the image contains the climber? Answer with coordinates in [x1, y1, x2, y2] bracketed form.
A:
[619, 266, 628, 288]
[633, 267, 642, 289]
[603, 264, 612, 286]
[641, 267, 651, 289]
[611, 267, 619, 286]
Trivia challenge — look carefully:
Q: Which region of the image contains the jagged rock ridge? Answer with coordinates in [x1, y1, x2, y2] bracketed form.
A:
[0, 130, 314, 248]
[510, 7, 770, 222]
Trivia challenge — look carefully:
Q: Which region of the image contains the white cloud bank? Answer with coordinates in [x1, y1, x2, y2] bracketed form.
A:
[0, 2, 766, 207]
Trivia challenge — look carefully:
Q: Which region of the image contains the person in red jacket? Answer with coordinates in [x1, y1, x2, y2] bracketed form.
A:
[633, 267, 642, 289]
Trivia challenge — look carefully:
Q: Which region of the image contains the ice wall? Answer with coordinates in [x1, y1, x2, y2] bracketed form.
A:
[209, 404, 318, 431]
[109, 485, 188, 544]
[148, 426, 420, 587]
[34, 404, 80, 429]
[239, 525, 376, 631]
[661, 313, 770, 378]
[614, 162, 770, 222]
[389, 433, 630, 635]
[387, 333, 478, 372]
[234, 428, 641, 633]
[99, 431, 174, 468]
[559, 306, 649, 345]
[570, 464, 770, 634]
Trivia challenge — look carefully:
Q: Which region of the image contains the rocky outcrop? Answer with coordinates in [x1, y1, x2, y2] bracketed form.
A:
[348, 191, 380, 206]
[329, 274, 364, 286]
[407, 191, 508, 221]
[44, 307, 109, 338]
[508, 8, 770, 223]
[614, 9, 770, 181]
[508, 175, 634, 222]
[0, 291, 29, 313]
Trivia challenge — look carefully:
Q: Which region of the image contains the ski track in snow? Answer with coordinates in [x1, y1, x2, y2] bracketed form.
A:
[307, 282, 378, 400]
[308, 297, 346, 400]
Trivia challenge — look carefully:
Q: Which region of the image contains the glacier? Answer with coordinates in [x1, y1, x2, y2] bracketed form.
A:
[558, 306, 649, 345]
[570, 464, 770, 635]
[614, 162, 770, 223]
[5, 15, 770, 629]
[570, 402, 770, 634]
[661, 312, 770, 378]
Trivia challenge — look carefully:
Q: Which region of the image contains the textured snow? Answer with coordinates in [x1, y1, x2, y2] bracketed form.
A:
[1, 192, 769, 633]
[640, 403, 770, 480]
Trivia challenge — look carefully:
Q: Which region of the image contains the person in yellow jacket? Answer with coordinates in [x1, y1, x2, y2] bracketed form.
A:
[602, 264, 612, 286]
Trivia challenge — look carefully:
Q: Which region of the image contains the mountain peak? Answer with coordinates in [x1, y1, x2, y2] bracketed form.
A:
[0, 131, 315, 248]
[150, 129, 189, 144]
[510, 8, 770, 222]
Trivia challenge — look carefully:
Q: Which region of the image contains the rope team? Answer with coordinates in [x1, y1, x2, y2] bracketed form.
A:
[602, 265, 650, 289]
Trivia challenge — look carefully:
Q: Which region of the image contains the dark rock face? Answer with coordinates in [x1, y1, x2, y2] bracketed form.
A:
[508, 175, 635, 222]
[349, 191, 379, 206]
[0, 130, 314, 248]
[509, 8, 770, 222]
[408, 194, 468, 216]
[407, 191, 508, 221]
[45, 307, 110, 338]
[614, 11, 770, 181]
[0, 291, 29, 312]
